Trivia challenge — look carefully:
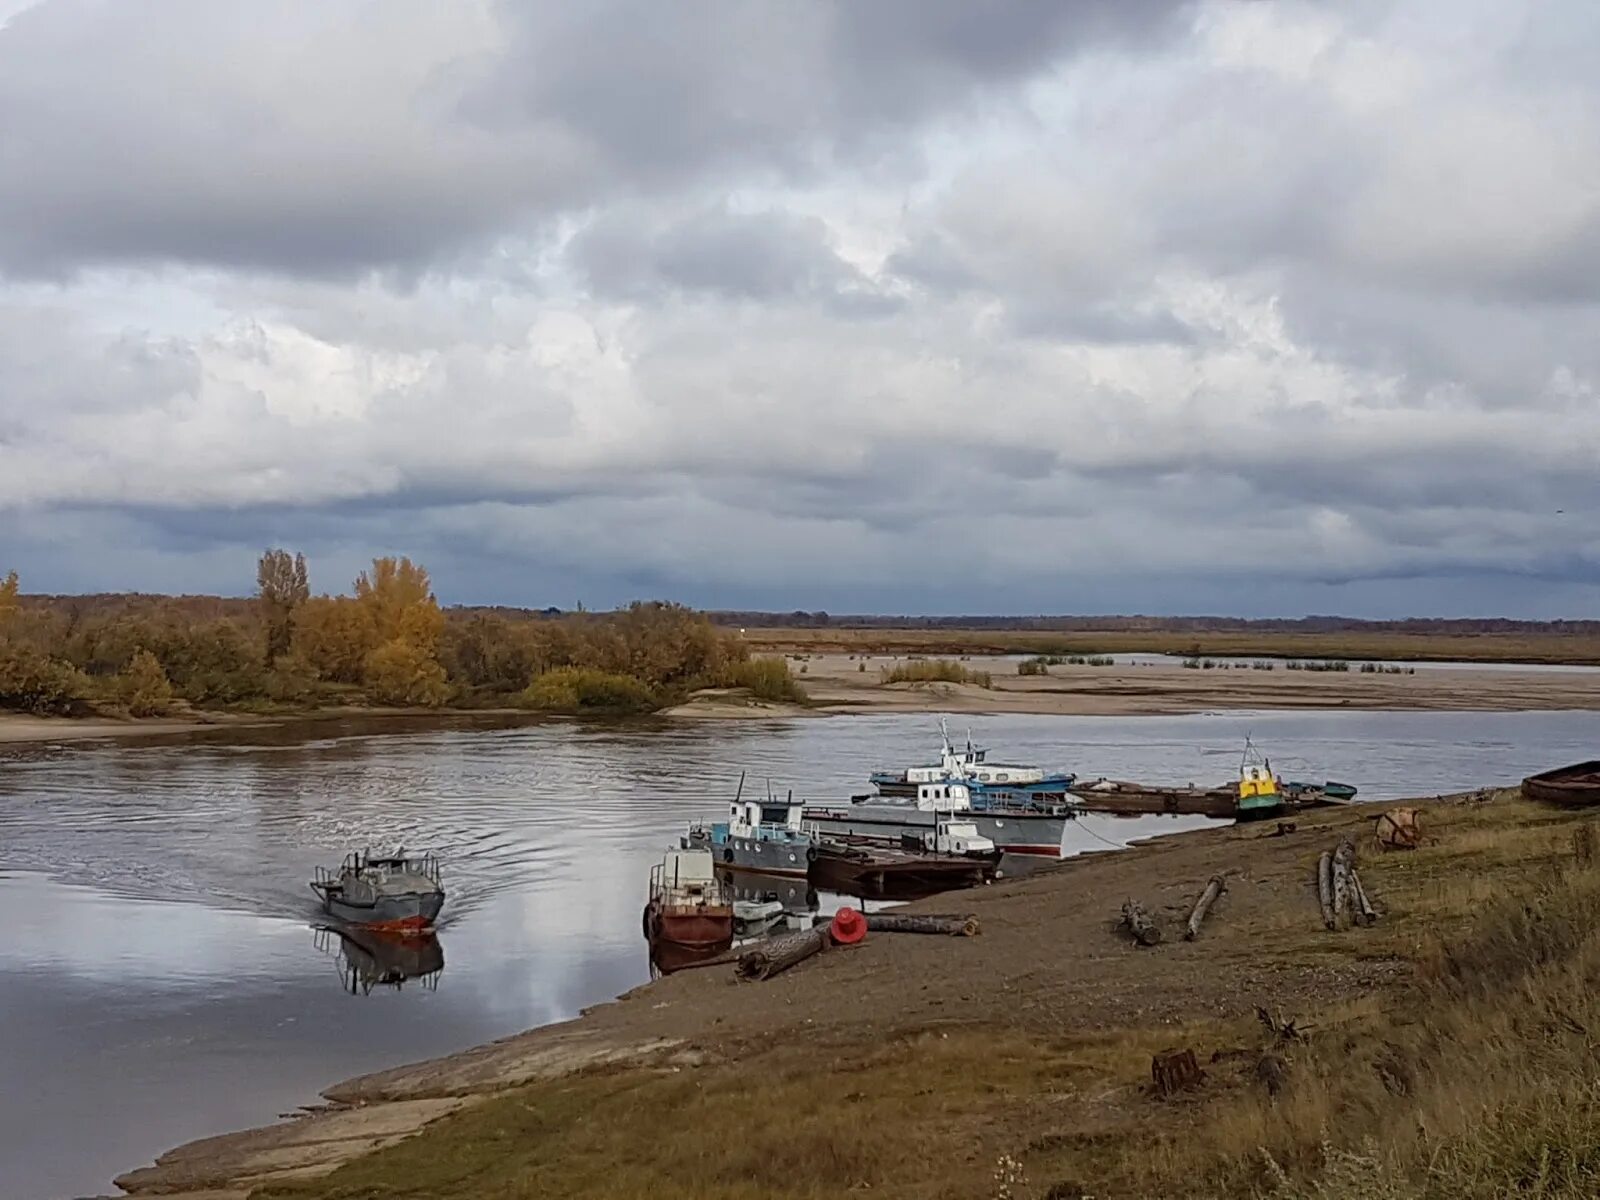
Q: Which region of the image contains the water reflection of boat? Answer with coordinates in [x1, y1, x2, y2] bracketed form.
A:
[314, 925, 444, 996]
[648, 939, 735, 977]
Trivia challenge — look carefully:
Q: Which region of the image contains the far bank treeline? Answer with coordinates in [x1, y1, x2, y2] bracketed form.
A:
[0, 556, 803, 718]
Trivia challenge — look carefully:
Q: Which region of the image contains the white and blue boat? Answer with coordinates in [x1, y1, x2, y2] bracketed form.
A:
[869, 722, 1077, 808]
[684, 793, 816, 879]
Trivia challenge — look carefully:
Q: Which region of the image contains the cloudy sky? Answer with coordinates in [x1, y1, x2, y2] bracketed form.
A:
[0, 0, 1596, 617]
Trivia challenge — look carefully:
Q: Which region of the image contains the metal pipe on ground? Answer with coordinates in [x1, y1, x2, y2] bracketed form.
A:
[864, 913, 980, 937]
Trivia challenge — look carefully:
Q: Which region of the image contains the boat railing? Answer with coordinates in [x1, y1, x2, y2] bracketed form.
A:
[316, 851, 442, 888]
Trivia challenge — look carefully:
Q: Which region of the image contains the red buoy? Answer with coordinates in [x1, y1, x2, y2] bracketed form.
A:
[829, 906, 867, 945]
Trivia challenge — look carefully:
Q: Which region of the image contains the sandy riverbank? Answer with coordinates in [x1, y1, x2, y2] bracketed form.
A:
[101, 785, 1592, 1199]
[0, 712, 238, 744]
[7, 654, 1597, 746]
[669, 651, 1600, 718]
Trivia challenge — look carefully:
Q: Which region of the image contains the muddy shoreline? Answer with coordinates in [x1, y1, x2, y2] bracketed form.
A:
[99, 785, 1540, 1199]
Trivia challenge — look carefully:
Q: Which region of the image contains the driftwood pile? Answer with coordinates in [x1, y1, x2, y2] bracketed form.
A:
[1117, 874, 1230, 947]
[1317, 835, 1379, 930]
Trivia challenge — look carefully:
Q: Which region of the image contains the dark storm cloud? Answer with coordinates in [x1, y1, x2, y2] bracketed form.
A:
[0, 0, 1191, 278]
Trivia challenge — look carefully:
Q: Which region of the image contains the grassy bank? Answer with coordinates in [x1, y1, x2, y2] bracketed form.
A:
[223, 790, 1600, 1200]
[745, 626, 1600, 666]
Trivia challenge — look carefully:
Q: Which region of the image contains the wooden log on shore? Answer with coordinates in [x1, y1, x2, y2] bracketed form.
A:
[1317, 851, 1336, 930]
[865, 913, 980, 937]
[1350, 870, 1379, 926]
[1184, 874, 1227, 941]
[735, 927, 830, 981]
[1332, 836, 1357, 926]
[1120, 899, 1162, 946]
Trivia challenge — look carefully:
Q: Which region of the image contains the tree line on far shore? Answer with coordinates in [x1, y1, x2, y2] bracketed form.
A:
[0, 556, 802, 718]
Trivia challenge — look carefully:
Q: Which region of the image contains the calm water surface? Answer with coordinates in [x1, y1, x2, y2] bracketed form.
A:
[3, 708, 1597, 1198]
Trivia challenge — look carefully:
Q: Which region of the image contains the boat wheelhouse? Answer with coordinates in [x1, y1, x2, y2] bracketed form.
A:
[684, 797, 815, 878]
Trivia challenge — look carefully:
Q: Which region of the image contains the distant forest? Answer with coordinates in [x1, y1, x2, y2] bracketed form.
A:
[706, 611, 1600, 635]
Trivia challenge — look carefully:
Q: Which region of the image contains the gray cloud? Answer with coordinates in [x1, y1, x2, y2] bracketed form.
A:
[1, 0, 1597, 618]
[0, 0, 1189, 279]
[569, 204, 900, 315]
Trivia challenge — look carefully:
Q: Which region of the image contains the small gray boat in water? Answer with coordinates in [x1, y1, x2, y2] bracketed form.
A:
[311, 850, 445, 934]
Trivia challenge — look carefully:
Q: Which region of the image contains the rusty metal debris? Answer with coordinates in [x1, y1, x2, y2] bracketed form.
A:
[1151, 1048, 1205, 1096]
[1375, 807, 1422, 850]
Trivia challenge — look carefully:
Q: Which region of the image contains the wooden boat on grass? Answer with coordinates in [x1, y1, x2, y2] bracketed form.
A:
[1522, 761, 1600, 809]
[311, 851, 444, 934]
[642, 848, 734, 951]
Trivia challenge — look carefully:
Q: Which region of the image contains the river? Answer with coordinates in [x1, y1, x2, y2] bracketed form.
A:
[2, 708, 1596, 1199]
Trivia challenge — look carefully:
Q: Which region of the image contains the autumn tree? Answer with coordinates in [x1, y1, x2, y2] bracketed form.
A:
[292, 597, 378, 684]
[257, 550, 310, 661]
[352, 557, 449, 705]
[0, 570, 18, 624]
[364, 639, 449, 706]
[121, 649, 175, 717]
[354, 557, 440, 647]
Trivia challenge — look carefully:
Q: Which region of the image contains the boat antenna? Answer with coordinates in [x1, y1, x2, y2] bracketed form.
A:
[734, 771, 746, 803]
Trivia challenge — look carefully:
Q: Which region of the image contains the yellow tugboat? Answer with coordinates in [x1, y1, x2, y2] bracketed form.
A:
[1235, 737, 1282, 820]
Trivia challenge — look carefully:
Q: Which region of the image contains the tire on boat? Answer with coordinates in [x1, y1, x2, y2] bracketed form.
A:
[723, 848, 735, 864]
[806, 845, 818, 864]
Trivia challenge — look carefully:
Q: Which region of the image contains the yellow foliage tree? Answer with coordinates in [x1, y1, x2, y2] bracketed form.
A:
[354, 557, 440, 647]
[121, 648, 175, 717]
[352, 557, 448, 704]
[291, 596, 378, 684]
[363, 638, 449, 707]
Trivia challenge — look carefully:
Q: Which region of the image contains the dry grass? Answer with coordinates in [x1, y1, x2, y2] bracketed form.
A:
[880, 659, 993, 688]
[745, 626, 1600, 666]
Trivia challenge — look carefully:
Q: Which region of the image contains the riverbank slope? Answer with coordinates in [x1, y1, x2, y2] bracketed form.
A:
[106, 786, 1600, 1199]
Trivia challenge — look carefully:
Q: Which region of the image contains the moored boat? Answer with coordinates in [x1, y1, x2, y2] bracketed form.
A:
[1522, 761, 1600, 808]
[805, 778, 1072, 857]
[813, 814, 999, 898]
[642, 847, 735, 951]
[685, 796, 815, 878]
[870, 721, 1076, 805]
[1070, 741, 1353, 820]
[1235, 738, 1282, 820]
[310, 851, 445, 934]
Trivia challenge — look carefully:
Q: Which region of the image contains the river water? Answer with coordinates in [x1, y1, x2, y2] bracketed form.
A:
[2, 708, 1597, 1198]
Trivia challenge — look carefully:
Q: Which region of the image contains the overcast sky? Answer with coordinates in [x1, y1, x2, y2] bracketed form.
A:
[0, 0, 1596, 617]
